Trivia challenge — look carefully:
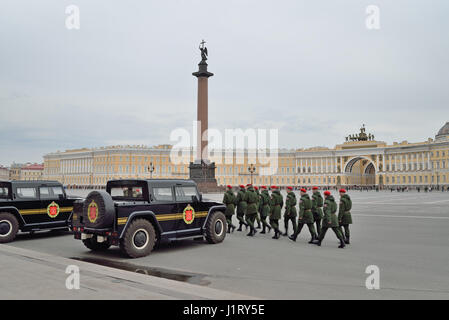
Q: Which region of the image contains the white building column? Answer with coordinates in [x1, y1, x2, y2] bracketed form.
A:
[421, 152, 425, 171]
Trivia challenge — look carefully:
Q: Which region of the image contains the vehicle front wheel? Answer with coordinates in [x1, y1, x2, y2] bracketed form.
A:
[82, 237, 111, 251]
[120, 219, 156, 258]
[0, 212, 19, 244]
[205, 211, 227, 244]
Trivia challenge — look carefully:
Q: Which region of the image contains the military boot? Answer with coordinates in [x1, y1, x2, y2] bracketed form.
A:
[256, 221, 261, 229]
[282, 225, 288, 236]
[260, 225, 266, 234]
[313, 239, 322, 246]
[345, 237, 350, 244]
[272, 230, 279, 239]
[338, 239, 346, 248]
[288, 232, 297, 242]
[237, 222, 243, 232]
[308, 233, 318, 244]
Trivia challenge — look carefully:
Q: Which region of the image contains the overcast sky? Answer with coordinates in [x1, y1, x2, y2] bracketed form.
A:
[1, 0, 448, 165]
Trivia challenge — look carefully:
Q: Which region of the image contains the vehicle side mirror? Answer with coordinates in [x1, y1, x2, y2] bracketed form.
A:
[192, 195, 199, 203]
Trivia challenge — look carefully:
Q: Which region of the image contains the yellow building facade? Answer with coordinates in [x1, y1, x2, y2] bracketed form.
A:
[43, 124, 449, 188]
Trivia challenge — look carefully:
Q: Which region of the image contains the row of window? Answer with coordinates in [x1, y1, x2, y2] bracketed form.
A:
[385, 161, 446, 171]
[385, 150, 448, 160]
[15, 186, 64, 200]
[385, 175, 447, 184]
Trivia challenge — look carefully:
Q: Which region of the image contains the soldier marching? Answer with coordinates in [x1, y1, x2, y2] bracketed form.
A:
[222, 185, 353, 249]
[222, 185, 236, 233]
[269, 186, 283, 239]
[235, 184, 248, 231]
[289, 188, 318, 243]
[283, 186, 297, 237]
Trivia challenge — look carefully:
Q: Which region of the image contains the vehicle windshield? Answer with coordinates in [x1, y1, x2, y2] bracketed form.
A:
[110, 186, 144, 200]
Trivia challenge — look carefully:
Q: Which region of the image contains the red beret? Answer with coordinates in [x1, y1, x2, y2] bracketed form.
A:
[270, 186, 277, 189]
[261, 186, 267, 189]
[246, 183, 252, 187]
[287, 186, 293, 190]
[227, 185, 232, 189]
[239, 185, 245, 188]
[254, 186, 259, 190]
[312, 186, 319, 190]
[339, 189, 346, 193]
[324, 191, 331, 196]
[300, 188, 307, 193]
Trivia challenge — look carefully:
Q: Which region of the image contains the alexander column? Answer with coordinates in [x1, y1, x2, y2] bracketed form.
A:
[189, 40, 218, 191]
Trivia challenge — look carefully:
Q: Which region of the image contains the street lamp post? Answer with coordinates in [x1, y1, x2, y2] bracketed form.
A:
[147, 162, 155, 179]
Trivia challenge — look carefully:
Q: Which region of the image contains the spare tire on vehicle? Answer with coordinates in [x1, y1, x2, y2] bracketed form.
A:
[82, 191, 115, 229]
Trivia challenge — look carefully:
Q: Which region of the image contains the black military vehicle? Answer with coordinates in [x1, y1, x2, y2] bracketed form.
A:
[72, 179, 227, 258]
[0, 180, 81, 243]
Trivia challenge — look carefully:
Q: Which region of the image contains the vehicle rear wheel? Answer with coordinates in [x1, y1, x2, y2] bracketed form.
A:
[120, 219, 156, 258]
[205, 211, 227, 244]
[0, 212, 19, 244]
[82, 237, 111, 251]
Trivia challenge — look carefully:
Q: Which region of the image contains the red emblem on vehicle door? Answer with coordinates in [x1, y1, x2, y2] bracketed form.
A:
[47, 201, 60, 218]
[183, 204, 195, 224]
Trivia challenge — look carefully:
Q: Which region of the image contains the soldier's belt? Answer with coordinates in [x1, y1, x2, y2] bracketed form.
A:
[305, 209, 312, 212]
